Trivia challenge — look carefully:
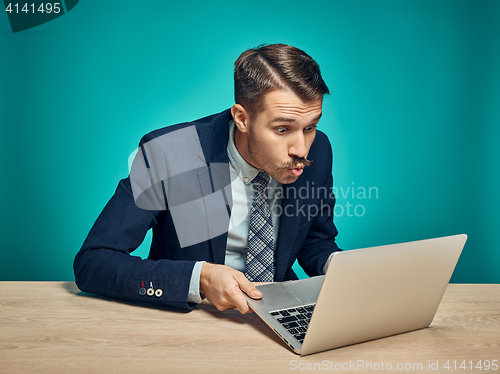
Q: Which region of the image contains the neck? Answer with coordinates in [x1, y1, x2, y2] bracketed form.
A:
[234, 126, 259, 169]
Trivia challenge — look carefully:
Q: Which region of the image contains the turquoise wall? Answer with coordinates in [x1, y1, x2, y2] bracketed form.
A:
[1, 0, 499, 282]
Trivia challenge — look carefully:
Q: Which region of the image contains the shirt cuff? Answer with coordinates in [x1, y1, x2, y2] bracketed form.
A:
[322, 253, 336, 274]
[188, 261, 206, 303]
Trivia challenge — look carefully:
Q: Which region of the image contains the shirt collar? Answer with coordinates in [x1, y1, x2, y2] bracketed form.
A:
[227, 119, 261, 185]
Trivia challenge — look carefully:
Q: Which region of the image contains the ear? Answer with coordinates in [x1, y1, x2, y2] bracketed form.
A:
[231, 104, 251, 134]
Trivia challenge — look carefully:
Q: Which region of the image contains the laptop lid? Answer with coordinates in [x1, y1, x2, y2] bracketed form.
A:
[247, 234, 467, 356]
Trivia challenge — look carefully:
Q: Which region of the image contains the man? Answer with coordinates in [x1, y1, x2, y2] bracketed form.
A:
[74, 44, 341, 313]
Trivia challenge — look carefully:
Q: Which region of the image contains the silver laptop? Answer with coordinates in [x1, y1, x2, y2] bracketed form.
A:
[246, 234, 467, 356]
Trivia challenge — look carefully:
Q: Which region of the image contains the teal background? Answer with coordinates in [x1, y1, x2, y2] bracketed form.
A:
[1, 0, 499, 282]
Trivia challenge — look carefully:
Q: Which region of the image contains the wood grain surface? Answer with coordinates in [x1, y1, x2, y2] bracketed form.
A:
[0, 282, 499, 374]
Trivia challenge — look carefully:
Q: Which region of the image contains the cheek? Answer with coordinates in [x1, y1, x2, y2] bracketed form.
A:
[258, 133, 281, 153]
[268, 138, 289, 160]
[306, 132, 316, 150]
[254, 131, 291, 164]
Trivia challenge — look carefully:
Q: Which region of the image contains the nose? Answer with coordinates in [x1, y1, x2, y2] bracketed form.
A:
[288, 132, 308, 159]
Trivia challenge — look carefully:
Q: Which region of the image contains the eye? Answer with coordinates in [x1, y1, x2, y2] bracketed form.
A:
[305, 125, 317, 132]
[276, 127, 288, 134]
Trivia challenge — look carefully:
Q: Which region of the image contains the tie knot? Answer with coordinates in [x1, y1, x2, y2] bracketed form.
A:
[252, 170, 271, 193]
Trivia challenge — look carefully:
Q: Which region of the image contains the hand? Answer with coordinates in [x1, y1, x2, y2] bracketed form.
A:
[199, 263, 263, 314]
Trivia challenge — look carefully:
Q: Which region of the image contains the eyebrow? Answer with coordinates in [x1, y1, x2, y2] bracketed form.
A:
[270, 113, 323, 124]
[271, 117, 296, 123]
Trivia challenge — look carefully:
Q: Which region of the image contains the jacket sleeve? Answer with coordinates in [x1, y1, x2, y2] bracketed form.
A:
[297, 132, 342, 276]
[73, 177, 197, 310]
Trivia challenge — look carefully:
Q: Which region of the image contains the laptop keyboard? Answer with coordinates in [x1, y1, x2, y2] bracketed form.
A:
[269, 304, 315, 344]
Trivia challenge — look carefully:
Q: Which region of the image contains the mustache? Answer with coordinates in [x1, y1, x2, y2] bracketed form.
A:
[280, 157, 313, 169]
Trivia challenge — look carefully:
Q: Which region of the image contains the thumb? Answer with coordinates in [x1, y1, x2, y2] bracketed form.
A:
[236, 273, 262, 299]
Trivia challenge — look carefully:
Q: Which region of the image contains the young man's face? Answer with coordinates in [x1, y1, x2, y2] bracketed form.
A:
[233, 89, 323, 184]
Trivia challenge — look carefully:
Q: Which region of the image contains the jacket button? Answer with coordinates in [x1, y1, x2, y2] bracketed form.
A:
[139, 287, 146, 296]
[155, 289, 163, 297]
[147, 288, 155, 296]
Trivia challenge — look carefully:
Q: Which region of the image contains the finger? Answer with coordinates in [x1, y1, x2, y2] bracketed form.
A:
[207, 295, 231, 312]
[240, 305, 255, 314]
[235, 272, 262, 299]
[231, 290, 253, 314]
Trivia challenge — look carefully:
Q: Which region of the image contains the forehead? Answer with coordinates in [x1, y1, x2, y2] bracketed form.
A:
[258, 89, 323, 120]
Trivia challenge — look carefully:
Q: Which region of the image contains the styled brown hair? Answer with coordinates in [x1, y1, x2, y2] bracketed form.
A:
[234, 44, 329, 117]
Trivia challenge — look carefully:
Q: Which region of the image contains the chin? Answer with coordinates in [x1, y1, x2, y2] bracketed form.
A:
[272, 172, 299, 185]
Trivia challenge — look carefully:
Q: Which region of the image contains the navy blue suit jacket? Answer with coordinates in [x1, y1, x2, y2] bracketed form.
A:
[74, 109, 341, 309]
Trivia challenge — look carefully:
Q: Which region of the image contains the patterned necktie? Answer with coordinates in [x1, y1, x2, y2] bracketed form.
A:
[245, 170, 274, 282]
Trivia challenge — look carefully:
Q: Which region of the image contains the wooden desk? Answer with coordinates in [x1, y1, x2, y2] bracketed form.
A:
[0, 283, 499, 374]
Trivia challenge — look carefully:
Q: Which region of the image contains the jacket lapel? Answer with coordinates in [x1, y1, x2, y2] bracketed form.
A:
[196, 109, 233, 264]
